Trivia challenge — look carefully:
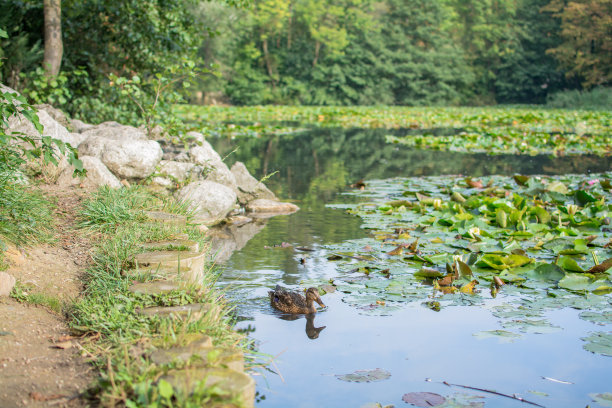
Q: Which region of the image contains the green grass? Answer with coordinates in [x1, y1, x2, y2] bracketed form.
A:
[10, 282, 63, 314]
[0, 176, 56, 268]
[547, 87, 612, 110]
[71, 186, 251, 407]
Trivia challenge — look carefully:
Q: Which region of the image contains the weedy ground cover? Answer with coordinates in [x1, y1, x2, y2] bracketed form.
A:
[70, 187, 252, 406]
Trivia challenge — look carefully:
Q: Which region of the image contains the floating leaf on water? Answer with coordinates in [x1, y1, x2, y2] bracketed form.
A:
[457, 260, 473, 277]
[415, 267, 444, 278]
[593, 286, 612, 295]
[437, 274, 455, 287]
[557, 256, 585, 273]
[579, 311, 612, 325]
[528, 390, 549, 397]
[402, 392, 446, 407]
[460, 279, 478, 294]
[546, 181, 569, 195]
[590, 392, 612, 407]
[514, 175, 530, 186]
[575, 190, 597, 206]
[558, 274, 591, 291]
[502, 319, 562, 334]
[327, 254, 343, 261]
[526, 263, 566, 282]
[335, 368, 391, 383]
[582, 332, 612, 357]
[473, 330, 522, 343]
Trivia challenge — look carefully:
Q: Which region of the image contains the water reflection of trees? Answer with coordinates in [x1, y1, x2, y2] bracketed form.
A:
[212, 128, 612, 201]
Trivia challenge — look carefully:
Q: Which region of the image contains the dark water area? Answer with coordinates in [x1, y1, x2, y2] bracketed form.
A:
[211, 127, 611, 201]
[210, 129, 612, 408]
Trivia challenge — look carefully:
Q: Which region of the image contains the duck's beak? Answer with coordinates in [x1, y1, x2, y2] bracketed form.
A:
[316, 297, 326, 308]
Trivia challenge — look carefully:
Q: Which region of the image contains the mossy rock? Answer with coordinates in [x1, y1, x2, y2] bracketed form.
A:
[138, 303, 219, 321]
[122, 264, 192, 282]
[141, 239, 199, 252]
[161, 367, 255, 407]
[145, 211, 188, 225]
[151, 345, 244, 372]
[128, 281, 183, 295]
[134, 250, 207, 284]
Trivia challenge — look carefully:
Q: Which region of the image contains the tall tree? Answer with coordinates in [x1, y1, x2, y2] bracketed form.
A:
[543, 0, 612, 87]
[43, 0, 62, 77]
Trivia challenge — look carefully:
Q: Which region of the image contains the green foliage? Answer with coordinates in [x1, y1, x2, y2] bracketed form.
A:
[546, 87, 612, 110]
[72, 186, 247, 406]
[0, 177, 55, 249]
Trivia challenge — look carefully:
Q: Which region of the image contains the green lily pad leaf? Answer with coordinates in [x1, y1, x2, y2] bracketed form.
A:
[557, 256, 585, 272]
[528, 391, 549, 397]
[526, 263, 566, 282]
[593, 286, 612, 295]
[579, 311, 612, 325]
[558, 273, 591, 291]
[414, 267, 444, 278]
[502, 319, 562, 334]
[547, 181, 569, 194]
[476, 254, 532, 270]
[590, 392, 612, 407]
[473, 330, 522, 343]
[498, 270, 526, 283]
[514, 175, 530, 186]
[402, 392, 445, 407]
[336, 368, 391, 383]
[575, 190, 597, 206]
[582, 332, 612, 357]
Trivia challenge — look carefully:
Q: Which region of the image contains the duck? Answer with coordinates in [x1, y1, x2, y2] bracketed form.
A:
[268, 285, 325, 314]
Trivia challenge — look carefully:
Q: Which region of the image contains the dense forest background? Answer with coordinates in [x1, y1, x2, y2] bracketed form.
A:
[0, 0, 610, 121]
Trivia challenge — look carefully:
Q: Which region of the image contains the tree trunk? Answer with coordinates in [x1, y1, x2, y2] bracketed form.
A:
[312, 40, 321, 67]
[43, 0, 63, 77]
[262, 39, 276, 87]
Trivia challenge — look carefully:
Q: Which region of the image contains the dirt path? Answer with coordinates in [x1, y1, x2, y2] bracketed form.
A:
[0, 185, 95, 407]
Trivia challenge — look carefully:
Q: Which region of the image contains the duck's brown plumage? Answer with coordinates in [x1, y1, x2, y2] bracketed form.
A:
[268, 285, 325, 314]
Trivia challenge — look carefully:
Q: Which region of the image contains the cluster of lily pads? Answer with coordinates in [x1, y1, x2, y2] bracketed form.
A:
[177, 105, 611, 156]
[322, 172, 612, 355]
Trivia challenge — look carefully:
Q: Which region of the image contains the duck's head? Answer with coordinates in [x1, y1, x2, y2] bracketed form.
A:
[305, 287, 325, 308]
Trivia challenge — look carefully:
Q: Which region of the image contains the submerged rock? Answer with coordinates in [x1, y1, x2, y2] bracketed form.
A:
[246, 199, 299, 215]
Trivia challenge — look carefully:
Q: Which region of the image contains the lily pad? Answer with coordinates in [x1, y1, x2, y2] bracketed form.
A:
[335, 368, 391, 383]
[473, 330, 522, 342]
[582, 332, 612, 357]
[558, 274, 591, 291]
[590, 392, 612, 407]
[402, 392, 445, 407]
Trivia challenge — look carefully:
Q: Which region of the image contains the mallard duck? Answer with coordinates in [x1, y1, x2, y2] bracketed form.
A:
[268, 285, 325, 314]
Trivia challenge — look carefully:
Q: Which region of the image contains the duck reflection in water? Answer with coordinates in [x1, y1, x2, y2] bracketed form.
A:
[276, 313, 326, 339]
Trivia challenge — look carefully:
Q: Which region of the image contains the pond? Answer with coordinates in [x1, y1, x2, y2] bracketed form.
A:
[210, 128, 612, 408]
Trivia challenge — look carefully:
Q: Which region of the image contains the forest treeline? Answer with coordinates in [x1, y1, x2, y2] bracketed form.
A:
[0, 0, 610, 120]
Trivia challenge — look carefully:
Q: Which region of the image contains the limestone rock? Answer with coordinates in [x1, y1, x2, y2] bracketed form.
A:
[80, 121, 147, 141]
[128, 281, 182, 295]
[0, 272, 16, 296]
[189, 142, 237, 190]
[70, 118, 94, 133]
[189, 141, 223, 164]
[185, 131, 205, 144]
[8, 109, 83, 149]
[122, 264, 192, 281]
[151, 345, 244, 372]
[231, 162, 276, 204]
[161, 368, 255, 406]
[101, 139, 163, 179]
[34, 103, 71, 129]
[157, 160, 201, 182]
[144, 211, 187, 225]
[138, 303, 219, 321]
[56, 155, 122, 189]
[140, 239, 199, 252]
[175, 181, 237, 225]
[134, 250, 207, 284]
[246, 199, 299, 215]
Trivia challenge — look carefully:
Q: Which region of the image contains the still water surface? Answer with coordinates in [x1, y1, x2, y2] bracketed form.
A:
[211, 129, 612, 408]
